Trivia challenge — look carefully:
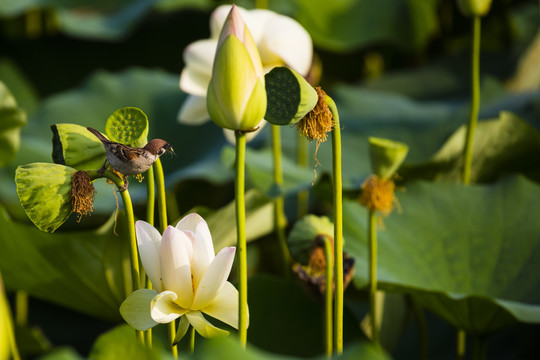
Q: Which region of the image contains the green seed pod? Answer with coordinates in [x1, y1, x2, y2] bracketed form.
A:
[51, 123, 106, 171]
[288, 215, 334, 265]
[457, 0, 492, 17]
[16, 163, 77, 233]
[105, 107, 149, 147]
[265, 66, 318, 126]
[368, 137, 409, 180]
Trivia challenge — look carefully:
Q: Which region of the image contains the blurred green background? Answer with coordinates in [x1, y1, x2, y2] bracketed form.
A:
[2, 0, 540, 359]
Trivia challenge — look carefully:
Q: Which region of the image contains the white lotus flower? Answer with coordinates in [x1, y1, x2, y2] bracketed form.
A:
[178, 4, 313, 141]
[120, 213, 244, 338]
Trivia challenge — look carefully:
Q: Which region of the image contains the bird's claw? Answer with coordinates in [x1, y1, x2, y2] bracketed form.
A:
[118, 176, 129, 192]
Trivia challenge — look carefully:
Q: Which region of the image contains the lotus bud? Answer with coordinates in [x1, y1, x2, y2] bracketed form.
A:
[206, 5, 267, 131]
[457, 0, 493, 17]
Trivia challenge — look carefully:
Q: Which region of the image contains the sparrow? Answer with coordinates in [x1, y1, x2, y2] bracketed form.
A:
[87, 127, 173, 190]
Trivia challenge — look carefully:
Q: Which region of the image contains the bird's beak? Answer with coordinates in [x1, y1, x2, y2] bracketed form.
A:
[166, 144, 176, 156]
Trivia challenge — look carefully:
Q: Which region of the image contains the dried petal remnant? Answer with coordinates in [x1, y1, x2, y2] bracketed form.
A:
[294, 235, 355, 297]
[359, 175, 397, 216]
[296, 87, 333, 143]
[71, 170, 96, 221]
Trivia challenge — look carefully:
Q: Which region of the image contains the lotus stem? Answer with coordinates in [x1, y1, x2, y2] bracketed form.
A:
[235, 131, 248, 347]
[462, 16, 481, 185]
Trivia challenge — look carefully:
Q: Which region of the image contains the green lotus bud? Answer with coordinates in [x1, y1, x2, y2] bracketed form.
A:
[206, 5, 266, 131]
[457, 0, 492, 17]
[368, 137, 408, 180]
[264, 66, 318, 126]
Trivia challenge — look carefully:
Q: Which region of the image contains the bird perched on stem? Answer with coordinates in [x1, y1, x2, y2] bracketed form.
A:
[87, 127, 173, 191]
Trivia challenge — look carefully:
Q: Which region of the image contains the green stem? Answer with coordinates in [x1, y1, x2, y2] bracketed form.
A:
[15, 291, 28, 326]
[145, 166, 155, 348]
[472, 335, 487, 360]
[321, 236, 333, 358]
[412, 299, 429, 360]
[153, 159, 178, 358]
[271, 125, 291, 277]
[154, 159, 168, 231]
[188, 326, 196, 353]
[2, 274, 21, 360]
[235, 131, 248, 347]
[462, 16, 481, 185]
[87, 169, 143, 343]
[146, 166, 155, 226]
[327, 96, 343, 354]
[297, 133, 310, 218]
[457, 329, 466, 359]
[368, 210, 379, 345]
[119, 185, 145, 344]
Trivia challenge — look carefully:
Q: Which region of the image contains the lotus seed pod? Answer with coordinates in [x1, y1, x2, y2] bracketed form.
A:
[457, 0, 492, 17]
[368, 137, 409, 180]
[264, 66, 318, 126]
[105, 107, 149, 147]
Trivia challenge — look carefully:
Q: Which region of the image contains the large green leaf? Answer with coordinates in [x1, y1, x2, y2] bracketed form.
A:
[245, 275, 383, 358]
[0, 59, 38, 115]
[88, 325, 168, 360]
[343, 176, 540, 334]
[0, 81, 27, 168]
[291, 0, 438, 52]
[0, 205, 128, 321]
[278, 81, 540, 189]
[400, 111, 540, 183]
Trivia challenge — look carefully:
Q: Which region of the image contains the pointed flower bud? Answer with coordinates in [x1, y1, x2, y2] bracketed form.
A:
[457, 0, 493, 17]
[206, 5, 267, 131]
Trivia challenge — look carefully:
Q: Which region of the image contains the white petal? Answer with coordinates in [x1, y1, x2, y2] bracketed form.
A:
[178, 95, 210, 125]
[160, 226, 194, 308]
[210, 5, 252, 39]
[177, 214, 215, 287]
[191, 247, 235, 310]
[175, 212, 206, 233]
[120, 289, 158, 331]
[186, 311, 229, 338]
[150, 291, 188, 323]
[192, 222, 216, 289]
[257, 13, 312, 76]
[179, 39, 216, 96]
[222, 119, 267, 144]
[135, 221, 163, 292]
[201, 281, 243, 329]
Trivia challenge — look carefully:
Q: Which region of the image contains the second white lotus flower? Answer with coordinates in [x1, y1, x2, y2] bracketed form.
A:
[178, 4, 313, 140]
[120, 213, 245, 338]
